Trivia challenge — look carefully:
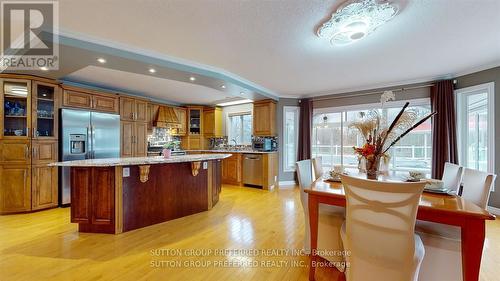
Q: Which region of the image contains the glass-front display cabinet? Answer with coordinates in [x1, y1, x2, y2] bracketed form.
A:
[1, 79, 31, 138]
[189, 108, 201, 135]
[32, 81, 58, 139]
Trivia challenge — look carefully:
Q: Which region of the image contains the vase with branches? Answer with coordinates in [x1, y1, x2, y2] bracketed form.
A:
[350, 102, 436, 180]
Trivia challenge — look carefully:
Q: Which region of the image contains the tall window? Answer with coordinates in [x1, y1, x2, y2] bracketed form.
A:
[312, 99, 432, 174]
[455, 82, 495, 173]
[228, 113, 252, 145]
[283, 106, 300, 171]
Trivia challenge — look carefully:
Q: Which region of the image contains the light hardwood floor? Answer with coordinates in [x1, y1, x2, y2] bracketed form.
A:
[0, 185, 498, 281]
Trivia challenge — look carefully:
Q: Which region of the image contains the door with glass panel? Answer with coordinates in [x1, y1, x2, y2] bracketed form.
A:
[0, 79, 32, 165]
[456, 83, 494, 173]
[1, 79, 32, 139]
[31, 81, 59, 140]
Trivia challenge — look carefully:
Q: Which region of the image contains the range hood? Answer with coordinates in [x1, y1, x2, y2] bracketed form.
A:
[154, 106, 180, 128]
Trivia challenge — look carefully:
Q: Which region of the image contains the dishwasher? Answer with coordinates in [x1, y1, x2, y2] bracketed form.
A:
[242, 153, 263, 187]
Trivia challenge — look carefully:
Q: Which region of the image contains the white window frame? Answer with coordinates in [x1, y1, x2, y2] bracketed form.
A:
[455, 82, 495, 174]
[312, 98, 432, 173]
[283, 106, 300, 172]
[227, 111, 252, 145]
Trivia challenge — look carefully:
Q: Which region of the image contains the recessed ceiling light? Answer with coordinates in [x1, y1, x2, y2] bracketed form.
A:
[240, 92, 245, 95]
[97, 58, 106, 64]
[149, 68, 156, 73]
[216, 99, 253, 107]
[189, 76, 196, 81]
[221, 85, 226, 89]
[40, 66, 48, 71]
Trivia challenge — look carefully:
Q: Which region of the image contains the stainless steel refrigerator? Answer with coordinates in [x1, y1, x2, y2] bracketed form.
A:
[60, 109, 120, 205]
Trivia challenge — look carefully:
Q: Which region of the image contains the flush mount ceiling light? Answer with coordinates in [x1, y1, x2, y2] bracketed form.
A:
[317, 0, 399, 45]
[148, 68, 156, 73]
[97, 58, 106, 64]
[189, 76, 196, 81]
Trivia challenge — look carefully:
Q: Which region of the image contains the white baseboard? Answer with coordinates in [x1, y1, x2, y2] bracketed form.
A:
[487, 206, 500, 216]
[279, 180, 297, 186]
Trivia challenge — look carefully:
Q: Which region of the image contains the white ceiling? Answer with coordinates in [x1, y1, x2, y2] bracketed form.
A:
[66, 66, 233, 105]
[58, 0, 500, 97]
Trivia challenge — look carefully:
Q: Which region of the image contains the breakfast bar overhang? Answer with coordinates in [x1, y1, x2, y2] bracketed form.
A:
[52, 154, 231, 234]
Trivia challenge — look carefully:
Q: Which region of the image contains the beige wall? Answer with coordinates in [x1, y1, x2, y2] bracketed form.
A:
[313, 82, 431, 109]
[456, 66, 500, 208]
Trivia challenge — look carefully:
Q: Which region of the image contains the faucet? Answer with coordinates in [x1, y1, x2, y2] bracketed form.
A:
[230, 139, 237, 146]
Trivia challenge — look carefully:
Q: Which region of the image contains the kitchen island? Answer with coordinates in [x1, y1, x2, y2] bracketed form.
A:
[52, 154, 231, 234]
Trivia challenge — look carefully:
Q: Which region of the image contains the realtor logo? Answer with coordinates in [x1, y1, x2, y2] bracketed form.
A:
[1, 1, 59, 70]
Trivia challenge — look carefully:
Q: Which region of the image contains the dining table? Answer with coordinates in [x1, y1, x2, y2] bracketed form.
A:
[306, 174, 496, 281]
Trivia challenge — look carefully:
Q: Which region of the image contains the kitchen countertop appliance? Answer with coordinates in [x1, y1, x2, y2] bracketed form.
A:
[60, 109, 120, 206]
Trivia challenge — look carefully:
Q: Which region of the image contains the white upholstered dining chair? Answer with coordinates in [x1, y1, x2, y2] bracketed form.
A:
[296, 160, 345, 269]
[416, 168, 496, 281]
[441, 162, 464, 194]
[312, 157, 323, 180]
[340, 175, 426, 281]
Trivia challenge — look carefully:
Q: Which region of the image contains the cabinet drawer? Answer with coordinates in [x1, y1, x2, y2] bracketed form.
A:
[93, 94, 119, 113]
[63, 90, 92, 109]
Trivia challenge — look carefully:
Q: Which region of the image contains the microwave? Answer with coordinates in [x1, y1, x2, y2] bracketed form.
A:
[253, 138, 272, 151]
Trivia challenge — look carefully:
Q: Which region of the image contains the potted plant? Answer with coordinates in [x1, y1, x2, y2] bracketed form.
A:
[162, 140, 180, 159]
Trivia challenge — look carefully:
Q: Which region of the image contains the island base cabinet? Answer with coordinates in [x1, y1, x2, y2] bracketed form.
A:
[66, 160, 222, 234]
[70, 167, 115, 234]
[0, 165, 31, 214]
[31, 165, 58, 210]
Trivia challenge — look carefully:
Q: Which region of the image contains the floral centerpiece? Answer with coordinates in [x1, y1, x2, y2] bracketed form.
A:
[350, 94, 436, 180]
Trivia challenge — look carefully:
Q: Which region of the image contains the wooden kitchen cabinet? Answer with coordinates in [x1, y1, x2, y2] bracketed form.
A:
[0, 140, 31, 164]
[147, 103, 160, 132]
[253, 99, 277, 136]
[121, 121, 148, 157]
[31, 81, 59, 140]
[31, 165, 58, 210]
[62, 86, 119, 113]
[92, 94, 119, 113]
[121, 121, 134, 157]
[172, 107, 187, 136]
[187, 135, 202, 150]
[31, 140, 57, 164]
[222, 153, 242, 185]
[135, 100, 148, 122]
[120, 97, 135, 121]
[135, 122, 148, 157]
[120, 97, 148, 122]
[70, 166, 115, 233]
[203, 107, 223, 137]
[0, 165, 31, 214]
[62, 89, 92, 109]
[1, 78, 32, 139]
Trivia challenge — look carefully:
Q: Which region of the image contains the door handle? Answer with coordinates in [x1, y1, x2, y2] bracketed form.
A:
[25, 146, 29, 159]
[33, 127, 36, 138]
[32, 147, 36, 160]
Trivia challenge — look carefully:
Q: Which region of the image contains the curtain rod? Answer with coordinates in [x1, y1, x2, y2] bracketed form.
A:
[310, 84, 435, 102]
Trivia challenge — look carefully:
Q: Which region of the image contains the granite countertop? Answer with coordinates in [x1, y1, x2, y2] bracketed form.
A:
[187, 149, 278, 154]
[50, 154, 232, 167]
